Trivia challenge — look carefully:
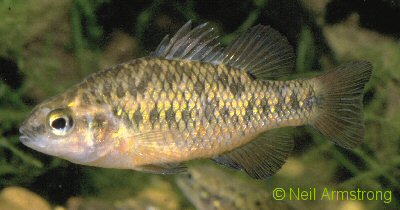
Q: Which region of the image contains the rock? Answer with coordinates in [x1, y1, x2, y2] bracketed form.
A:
[0, 186, 51, 210]
[66, 197, 116, 210]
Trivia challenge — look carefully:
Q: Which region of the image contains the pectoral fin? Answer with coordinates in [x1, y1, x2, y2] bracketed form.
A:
[213, 128, 294, 179]
[136, 163, 187, 174]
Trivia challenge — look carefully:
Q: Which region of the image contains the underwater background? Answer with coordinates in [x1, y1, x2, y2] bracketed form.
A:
[0, 0, 399, 209]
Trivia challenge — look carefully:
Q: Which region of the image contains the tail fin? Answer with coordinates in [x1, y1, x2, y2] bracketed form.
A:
[310, 61, 372, 149]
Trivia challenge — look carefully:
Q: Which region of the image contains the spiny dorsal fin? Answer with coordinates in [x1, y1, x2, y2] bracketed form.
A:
[150, 20, 223, 62]
[212, 128, 294, 179]
[151, 21, 295, 79]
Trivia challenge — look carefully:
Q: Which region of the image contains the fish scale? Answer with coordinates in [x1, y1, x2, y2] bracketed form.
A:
[79, 58, 314, 160]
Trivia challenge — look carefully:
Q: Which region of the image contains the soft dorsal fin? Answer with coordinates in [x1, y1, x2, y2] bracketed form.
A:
[151, 21, 295, 79]
[218, 25, 295, 79]
[150, 20, 223, 62]
[212, 128, 294, 179]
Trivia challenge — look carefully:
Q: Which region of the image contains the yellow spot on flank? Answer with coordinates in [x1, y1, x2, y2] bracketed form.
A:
[268, 98, 274, 106]
[212, 83, 218, 92]
[160, 91, 167, 100]
[181, 101, 187, 110]
[241, 108, 246, 116]
[232, 100, 237, 108]
[169, 88, 177, 99]
[208, 92, 215, 101]
[238, 101, 243, 108]
[218, 100, 225, 109]
[164, 101, 171, 110]
[189, 100, 196, 110]
[285, 96, 291, 103]
[68, 101, 75, 107]
[273, 97, 278, 105]
[253, 107, 259, 115]
[173, 100, 180, 110]
[175, 111, 182, 121]
[159, 110, 166, 120]
[184, 90, 192, 101]
[176, 91, 183, 100]
[157, 102, 164, 111]
[229, 109, 235, 117]
[112, 125, 129, 139]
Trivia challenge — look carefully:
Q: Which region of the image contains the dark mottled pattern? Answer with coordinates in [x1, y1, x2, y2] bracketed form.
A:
[290, 92, 299, 109]
[133, 108, 142, 127]
[116, 84, 125, 98]
[218, 71, 229, 88]
[32, 124, 45, 134]
[149, 107, 159, 125]
[194, 80, 204, 95]
[205, 105, 213, 123]
[81, 92, 91, 105]
[166, 108, 176, 127]
[128, 82, 138, 98]
[76, 58, 317, 150]
[229, 83, 238, 96]
[276, 95, 285, 117]
[261, 99, 270, 115]
[136, 80, 147, 94]
[244, 97, 254, 124]
[103, 82, 112, 97]
[182, 110, 191, 125]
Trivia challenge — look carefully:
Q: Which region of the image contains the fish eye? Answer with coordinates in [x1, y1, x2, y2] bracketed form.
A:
[47, 109, 74, 136]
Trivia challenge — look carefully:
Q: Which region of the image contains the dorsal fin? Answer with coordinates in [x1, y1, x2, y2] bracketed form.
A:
[212, 128, 294, 179]
[218, 25, 295, 79]
[151, 21, 295, 79]
[150, 20, 223, 62]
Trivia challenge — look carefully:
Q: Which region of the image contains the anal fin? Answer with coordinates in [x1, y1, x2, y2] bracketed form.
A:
[213, 128, 294, 179]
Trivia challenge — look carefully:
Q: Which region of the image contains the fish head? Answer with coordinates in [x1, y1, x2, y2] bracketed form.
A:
[19, 89, 116, 164]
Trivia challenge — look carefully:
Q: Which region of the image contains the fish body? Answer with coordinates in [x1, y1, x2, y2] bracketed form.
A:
[19, 21, 372, 178]
[69, 58, 312, 166]
[177, 165, 296, 210]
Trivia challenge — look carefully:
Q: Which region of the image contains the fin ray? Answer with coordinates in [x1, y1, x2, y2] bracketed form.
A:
[150, 21, 223, 62]
[213, 128, 294, 179]
[310, 61, 372, 148]
[137, 163, 187, 174]
[219, 25, 295, 79]
[151, 21, 295, 79]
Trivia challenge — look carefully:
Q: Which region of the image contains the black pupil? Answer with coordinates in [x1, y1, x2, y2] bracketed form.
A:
[52, 118, 67, 129]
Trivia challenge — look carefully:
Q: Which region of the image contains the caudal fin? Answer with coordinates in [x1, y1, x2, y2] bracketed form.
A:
[310, 61, 372, 149]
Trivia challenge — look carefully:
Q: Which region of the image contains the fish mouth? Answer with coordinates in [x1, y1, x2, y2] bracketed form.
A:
[19, 127, 32, 141]
[19, 127, 46, 149]
[19, 135, 30, 143]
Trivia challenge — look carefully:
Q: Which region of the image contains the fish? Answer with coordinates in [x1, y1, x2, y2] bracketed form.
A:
[19, 20, 372, 179]
[176, 165, 296, 210]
